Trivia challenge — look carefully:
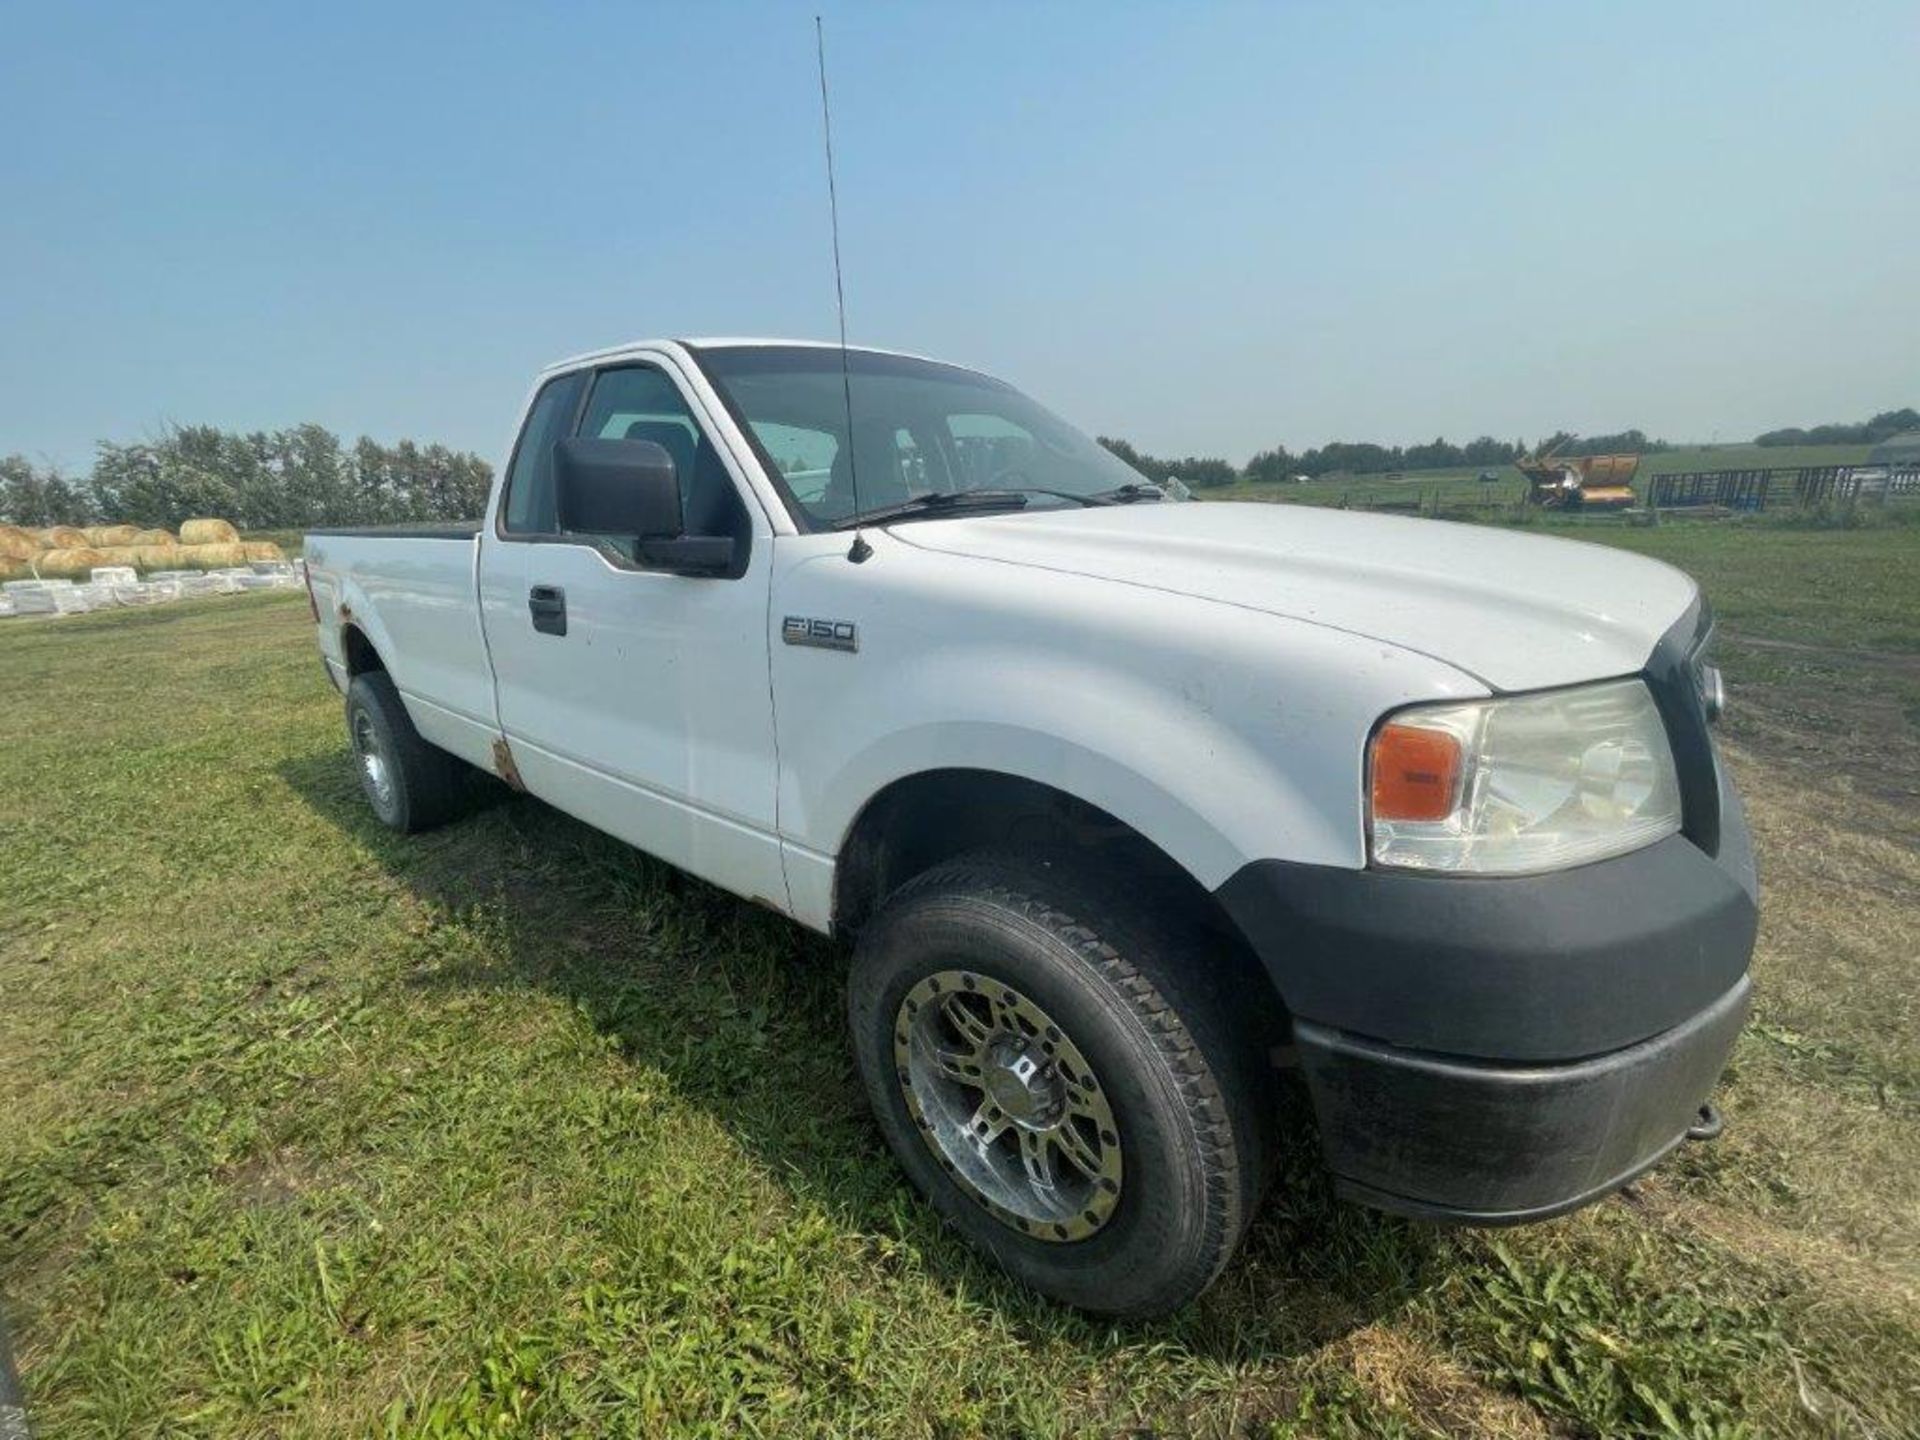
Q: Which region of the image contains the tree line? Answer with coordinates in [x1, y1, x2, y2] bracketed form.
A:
[1102, 405, 1915, 487]
[1755, 407, 1919, 448]
[1100, 429, 1672, 487]
[0, 423, 492, 529]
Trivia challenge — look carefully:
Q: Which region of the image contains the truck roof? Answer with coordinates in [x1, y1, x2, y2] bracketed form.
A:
[538, 336, 943, 375]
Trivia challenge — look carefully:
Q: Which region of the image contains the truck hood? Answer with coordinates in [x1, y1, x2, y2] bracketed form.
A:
[888, 501, 1698, 691]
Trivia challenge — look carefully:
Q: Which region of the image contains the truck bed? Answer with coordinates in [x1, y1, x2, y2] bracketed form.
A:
[304, 526, 498, 773]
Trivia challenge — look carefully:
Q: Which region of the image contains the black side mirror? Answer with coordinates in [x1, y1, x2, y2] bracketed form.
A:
[555, 437, 682, 537]
[553, 437, 735, 575]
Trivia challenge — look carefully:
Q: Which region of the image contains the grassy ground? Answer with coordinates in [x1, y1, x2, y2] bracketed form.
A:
[1, 521, 1916, 1436]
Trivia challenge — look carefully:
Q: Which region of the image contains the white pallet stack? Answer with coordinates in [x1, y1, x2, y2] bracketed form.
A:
[2, 579, 93, 616]
[147, 569, 225, 598]
[248, 560, 302, 588]
[3, 555, 302, 619]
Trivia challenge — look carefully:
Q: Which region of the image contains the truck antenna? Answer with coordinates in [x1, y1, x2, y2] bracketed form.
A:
[815, 15, 869, 561]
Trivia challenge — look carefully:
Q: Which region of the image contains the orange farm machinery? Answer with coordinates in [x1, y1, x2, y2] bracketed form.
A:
[1517, 446, 1639, 511]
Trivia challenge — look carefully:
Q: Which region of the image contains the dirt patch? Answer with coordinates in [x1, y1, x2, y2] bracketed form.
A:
[1633, 1182, 1920, 1316]
[1724, 630, 1920, 675]
[1717, 647, 1920, 834]
[1338, 1324, 1550, 1439]
[222, 1148, 327, 1209]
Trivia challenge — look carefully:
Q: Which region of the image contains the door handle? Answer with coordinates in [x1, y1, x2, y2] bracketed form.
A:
[528, 584, 567, 636]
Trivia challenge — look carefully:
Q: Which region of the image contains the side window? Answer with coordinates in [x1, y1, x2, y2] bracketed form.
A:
[501, 371, 586, 535]
[578, 365, 750, 550]
[579, 366, 702, 506]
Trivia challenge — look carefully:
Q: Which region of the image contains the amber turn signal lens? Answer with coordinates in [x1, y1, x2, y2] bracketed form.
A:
[1370, 722, 1462, 822]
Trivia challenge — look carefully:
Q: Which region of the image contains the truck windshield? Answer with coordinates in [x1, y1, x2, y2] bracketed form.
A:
[690, 344, 1153, 528]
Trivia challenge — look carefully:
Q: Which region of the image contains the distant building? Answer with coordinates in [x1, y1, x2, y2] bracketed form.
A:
[1866, 431, 1920, 466]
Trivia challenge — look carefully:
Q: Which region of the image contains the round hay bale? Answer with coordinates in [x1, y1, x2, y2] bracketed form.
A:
[176, 542, 249, 569]
[241, 540, 286, 562]
[0, 525, 40, 561]
[38, 525, 90, 550]
[0, 557, 29, 581]
[84, 524, 142, 547]
[179, 518, 240, 546]
[93, 545, 144, 567]
[132, 528, 176, 546]
[36, 546, 109, 577]
[132, 544, 187, 570]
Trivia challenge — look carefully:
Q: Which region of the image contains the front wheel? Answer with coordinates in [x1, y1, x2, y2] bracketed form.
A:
[848, 851, 1271, 1318]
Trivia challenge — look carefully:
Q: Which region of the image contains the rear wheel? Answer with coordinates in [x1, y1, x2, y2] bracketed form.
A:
[848, 850, 1271, 1317]
[345, 671, 467, 833]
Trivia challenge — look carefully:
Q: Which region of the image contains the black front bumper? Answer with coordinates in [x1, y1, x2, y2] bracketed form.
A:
[1294, 973, 1749, 1222]
[1217, 691, 1759, 1223]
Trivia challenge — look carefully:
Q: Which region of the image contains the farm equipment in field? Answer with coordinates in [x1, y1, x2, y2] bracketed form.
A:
[1518, 442, 1639, 511]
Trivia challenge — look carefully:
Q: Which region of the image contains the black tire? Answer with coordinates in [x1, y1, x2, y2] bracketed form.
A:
[344, 671, 468, 833]
[848, 849, 1273, 1318]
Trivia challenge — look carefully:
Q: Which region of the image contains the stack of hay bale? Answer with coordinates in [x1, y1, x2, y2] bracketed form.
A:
[0, 516, 300, 619]
[0, 517, 285, 582]
[0, 525, 43, 581]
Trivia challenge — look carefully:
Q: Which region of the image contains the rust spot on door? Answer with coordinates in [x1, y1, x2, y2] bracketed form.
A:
[490, 738, 527, 792]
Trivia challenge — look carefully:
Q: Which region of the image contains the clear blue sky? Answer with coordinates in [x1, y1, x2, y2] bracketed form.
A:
[3, 1, 1915, 471]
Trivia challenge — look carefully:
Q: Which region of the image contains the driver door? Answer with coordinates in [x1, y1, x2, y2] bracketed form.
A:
[477, 355, 785, 908]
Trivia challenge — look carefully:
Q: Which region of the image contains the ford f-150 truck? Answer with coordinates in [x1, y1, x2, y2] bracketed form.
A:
[305, 339, 1757, 1318]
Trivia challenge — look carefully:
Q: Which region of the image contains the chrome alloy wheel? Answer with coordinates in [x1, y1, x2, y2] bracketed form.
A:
[894, 970, 1123, 1242]
[351, 708, 394, 812]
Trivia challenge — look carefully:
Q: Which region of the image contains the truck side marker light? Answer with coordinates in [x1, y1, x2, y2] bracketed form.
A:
[1370, 723, 1462, 823]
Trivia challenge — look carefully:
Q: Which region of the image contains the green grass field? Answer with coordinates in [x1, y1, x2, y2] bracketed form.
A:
[2, 519, 1917, 1437]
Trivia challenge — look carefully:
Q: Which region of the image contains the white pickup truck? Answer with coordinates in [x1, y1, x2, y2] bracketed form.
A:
[306, 339, 1757, 1317]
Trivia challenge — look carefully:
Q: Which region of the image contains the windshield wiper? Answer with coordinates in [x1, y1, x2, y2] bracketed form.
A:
[830, 486, 1109, 530]
[1089, 481, 1167, 504]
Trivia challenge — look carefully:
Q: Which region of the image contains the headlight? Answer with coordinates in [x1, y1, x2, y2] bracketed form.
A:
[1367, 678, 1682, 874]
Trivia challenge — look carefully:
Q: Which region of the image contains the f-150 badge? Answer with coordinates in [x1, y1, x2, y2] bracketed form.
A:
[783, 616, 858, 653]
